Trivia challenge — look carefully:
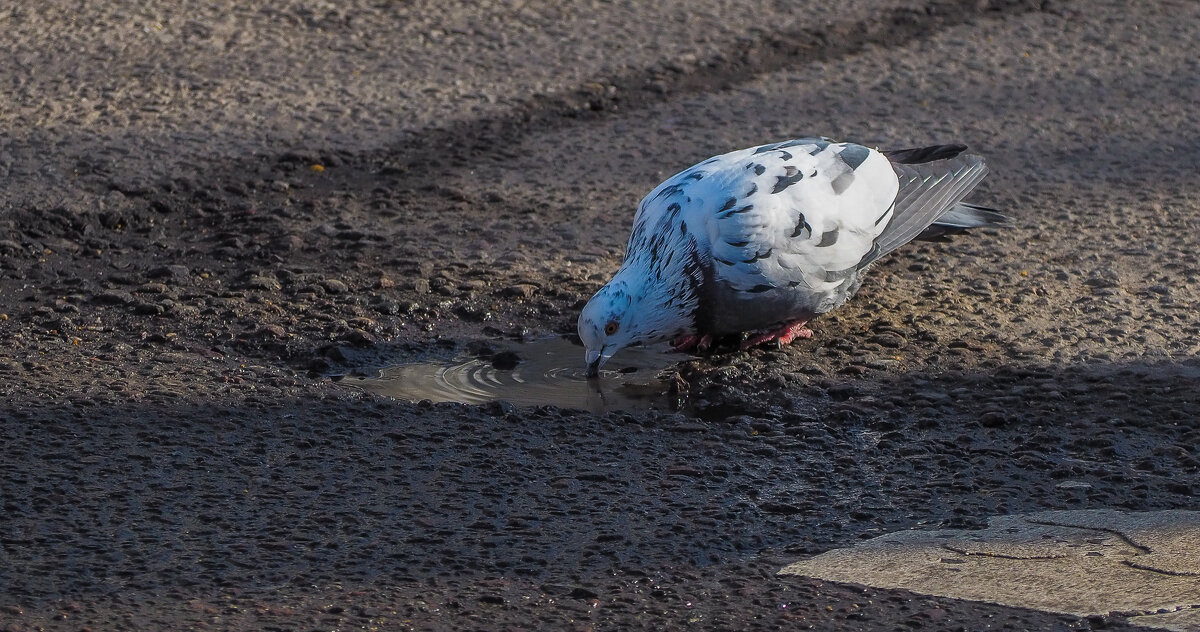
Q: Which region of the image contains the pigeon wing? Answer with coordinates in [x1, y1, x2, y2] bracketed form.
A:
[702, 141, 899, 296]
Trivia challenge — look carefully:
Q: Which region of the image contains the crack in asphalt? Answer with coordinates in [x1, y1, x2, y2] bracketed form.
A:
[939, 543, 1068, 560]
[1120, 560, 1200, 578]
[1025, 518, 1154, 554]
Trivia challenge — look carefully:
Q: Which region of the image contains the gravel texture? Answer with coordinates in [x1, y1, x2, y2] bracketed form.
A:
[2, 0, 1198, 630]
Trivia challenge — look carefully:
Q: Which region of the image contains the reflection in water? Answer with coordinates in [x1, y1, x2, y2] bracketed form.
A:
[340, 337, 685, 413]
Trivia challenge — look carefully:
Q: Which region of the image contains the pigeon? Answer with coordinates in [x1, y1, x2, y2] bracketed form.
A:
[578, 138, 1006, 377]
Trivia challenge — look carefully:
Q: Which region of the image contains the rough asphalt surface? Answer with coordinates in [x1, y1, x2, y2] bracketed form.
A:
[2, 0, 1198, 630]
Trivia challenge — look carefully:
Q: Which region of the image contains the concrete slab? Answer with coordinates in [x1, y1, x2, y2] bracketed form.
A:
[779, 510, 1200, 630]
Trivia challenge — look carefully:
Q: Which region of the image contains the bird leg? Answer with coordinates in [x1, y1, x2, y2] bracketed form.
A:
[740, 320, 813, 350]
[671, 333, 714, 353]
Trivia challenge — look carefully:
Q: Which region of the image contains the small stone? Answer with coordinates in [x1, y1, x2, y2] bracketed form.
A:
[491, 351, 522, 370]
[137, 282, 169, 294]
[979, 411, 1009, 427]
[340, 329, 374, 345]
[412, 279, 430, 293]
[869, 333, 907, 348]
[271, 234, 304, 251]
[256, 324, 287, 339]
[133, 302, 165, 315]
[321, 279, 349, 294]
[349, 317, 377, 330]
[371, 299, 400, 315]
[377, 276, 395, 289]
[501, 284, 538, 299]
[568, 587, 599, 600]
[244, 276, 281, 291]
[93, 290, 134, 305]
[147, 265, 190, 279]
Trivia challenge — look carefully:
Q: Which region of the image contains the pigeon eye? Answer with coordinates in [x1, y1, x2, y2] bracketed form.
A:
[604, 321, 619, 336]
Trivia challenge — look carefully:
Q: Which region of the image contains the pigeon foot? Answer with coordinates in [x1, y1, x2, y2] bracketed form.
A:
[740, 321, 813, 350]
[671, 333, 714, 353]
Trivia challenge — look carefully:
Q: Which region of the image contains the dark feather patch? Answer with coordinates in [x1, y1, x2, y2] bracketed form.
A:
[743, 249, 772, 263]
[653, 183, 685, 201]
[838, 145, 871, 170]
[790, 213, 812, 239]
[772, 169, 804, 194]
[816, 229, 839, 247]
[883, 143, 968, 164]
[719, 203, 754, 218]
[746, 284, 774, 293]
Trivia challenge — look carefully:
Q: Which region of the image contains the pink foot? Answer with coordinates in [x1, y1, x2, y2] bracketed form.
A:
[740, 321, 813, 350]
[671, 333, 714, 353]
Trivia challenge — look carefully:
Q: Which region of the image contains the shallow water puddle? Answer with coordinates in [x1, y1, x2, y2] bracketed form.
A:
[339, 337, 685, 413]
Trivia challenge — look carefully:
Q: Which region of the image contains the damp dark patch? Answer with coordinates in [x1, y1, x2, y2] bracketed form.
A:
[339, 337, 686, 413]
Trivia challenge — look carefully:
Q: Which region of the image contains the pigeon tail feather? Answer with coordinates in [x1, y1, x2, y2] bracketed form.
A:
[882, 143, 968, 164]
[863, 154, 991, 266]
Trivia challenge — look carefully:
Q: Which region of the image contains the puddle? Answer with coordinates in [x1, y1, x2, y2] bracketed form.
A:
[338, 336, 686, 413]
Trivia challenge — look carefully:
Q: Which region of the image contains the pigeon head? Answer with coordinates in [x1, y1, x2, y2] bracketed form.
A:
[578, 259, 696, 378]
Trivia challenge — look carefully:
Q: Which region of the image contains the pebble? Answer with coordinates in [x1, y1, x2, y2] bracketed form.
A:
[256, 324, 287, 339]
[320, 279, 349, 294]
[137, 282, 169, 294]
[501, 284, 538, 299]
[869, 333, 907, 348]
[243, 276, 281, 291]
[147, 265, 190, 279]
[490, 351, 522, 370]
[93, 290, 134, 305]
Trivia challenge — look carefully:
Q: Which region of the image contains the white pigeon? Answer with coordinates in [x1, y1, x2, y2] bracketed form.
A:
[578, 138, 1005, 377]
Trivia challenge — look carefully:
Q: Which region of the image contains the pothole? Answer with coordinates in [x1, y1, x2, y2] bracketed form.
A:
[337, 336, 687, 413]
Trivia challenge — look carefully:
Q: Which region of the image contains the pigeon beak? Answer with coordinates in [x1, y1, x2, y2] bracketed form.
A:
[584, 348, 608, 379]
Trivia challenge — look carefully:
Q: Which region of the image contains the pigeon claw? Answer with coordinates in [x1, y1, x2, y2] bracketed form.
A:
[671, 333, 714, 353]
[740, 321, 813, 351]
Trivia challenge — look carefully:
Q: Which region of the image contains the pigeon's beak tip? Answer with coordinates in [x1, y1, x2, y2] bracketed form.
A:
[584, 348, 604, 378]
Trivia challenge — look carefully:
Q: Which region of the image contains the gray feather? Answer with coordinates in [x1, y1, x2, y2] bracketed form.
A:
[862, 155, 990, 266]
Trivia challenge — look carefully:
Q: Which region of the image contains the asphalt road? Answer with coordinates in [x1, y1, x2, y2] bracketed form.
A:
[2, 0, 1198, 629]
